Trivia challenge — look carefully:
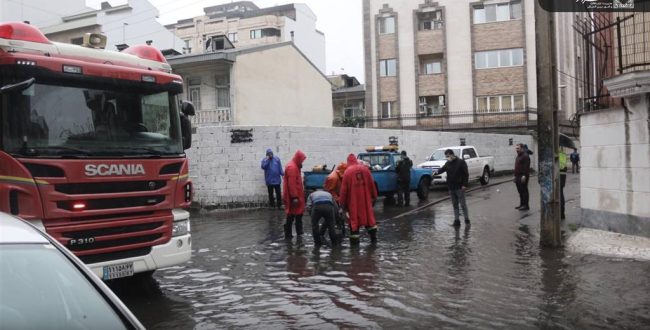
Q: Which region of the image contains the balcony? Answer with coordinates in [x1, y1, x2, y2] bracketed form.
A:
[191, 108, 232, 126]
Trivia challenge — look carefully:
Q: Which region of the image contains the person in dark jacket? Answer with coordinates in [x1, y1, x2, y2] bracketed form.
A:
[395, 150, 413, 206]
[261, 148, 284, 208]
[514, 143, 531, 211]
[435, 149, 470, 226]
[306, 189, 339, 246]
[570, 148, 580, 173]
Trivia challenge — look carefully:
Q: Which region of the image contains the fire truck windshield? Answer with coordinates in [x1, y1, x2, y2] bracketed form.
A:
[1, 80, 183, 158]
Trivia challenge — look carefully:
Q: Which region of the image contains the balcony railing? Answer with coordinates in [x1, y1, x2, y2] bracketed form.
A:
[191, 108, 232, 126]
[334, 108, 538, 132]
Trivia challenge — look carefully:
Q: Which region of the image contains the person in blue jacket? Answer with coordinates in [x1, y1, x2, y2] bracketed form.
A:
[261, 148, 284, 208]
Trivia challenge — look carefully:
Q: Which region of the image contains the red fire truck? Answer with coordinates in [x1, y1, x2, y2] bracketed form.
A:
[0, 22, 193, 280]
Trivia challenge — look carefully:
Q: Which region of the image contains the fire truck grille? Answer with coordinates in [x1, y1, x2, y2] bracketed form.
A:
[78, 247, 152, 264]
[67, 234, 163, 252]
[63, 222, 163, 238]
[55, 181, 167, 194]
[57, 195, 165, 210]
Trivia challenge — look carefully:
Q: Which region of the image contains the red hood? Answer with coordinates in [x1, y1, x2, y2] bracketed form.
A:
[347, 153, 358, 166]
[292, 150, 306, 166]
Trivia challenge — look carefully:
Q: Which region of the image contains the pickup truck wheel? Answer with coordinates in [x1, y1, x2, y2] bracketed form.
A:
[479, 167, 490, 185]
[417, 178, 430, 200]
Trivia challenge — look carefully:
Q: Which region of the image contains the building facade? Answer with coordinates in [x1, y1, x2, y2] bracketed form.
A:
[329, 75, 366, 127]
[363, 0, 538, 131]
[165, 1, 326, 73]
[167, 43, 333, 127]
[22, 0, 185, 53]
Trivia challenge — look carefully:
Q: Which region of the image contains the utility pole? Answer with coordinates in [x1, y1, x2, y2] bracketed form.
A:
[535, 0, 561, 247]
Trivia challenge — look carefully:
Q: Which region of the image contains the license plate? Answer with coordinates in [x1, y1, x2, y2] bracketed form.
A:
[102, 262, 134, 280]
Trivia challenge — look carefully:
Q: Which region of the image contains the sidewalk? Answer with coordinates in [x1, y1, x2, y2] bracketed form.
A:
[434, 173, 650, 261]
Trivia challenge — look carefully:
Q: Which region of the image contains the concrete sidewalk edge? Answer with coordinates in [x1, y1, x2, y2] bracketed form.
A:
[567, 228, 650, 261]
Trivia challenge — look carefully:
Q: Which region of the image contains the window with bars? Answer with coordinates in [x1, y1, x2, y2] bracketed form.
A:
[418, 10, 443, 30]
[215, 74, 230, 108]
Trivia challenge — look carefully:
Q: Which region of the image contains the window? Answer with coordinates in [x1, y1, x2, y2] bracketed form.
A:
[418, 10, 443, 30]
[250, 29, 262, 39]
[205, 36, 226, 51]
[475, 94, 526, 112]
[343, 102, 363, 118]
[419, 95, 445, 115]
[475, 48, 524, 69]
[182, 39, 191, 53]
[70, 37, 83, 45]
[215, 74, 230, 108]
[188, 77, 201, 110]
[228, 32, 238, 43]
[379, 16, 395, 34]
[420, 54, 443, 74]
[473, 1, 522, 24]
[465, 148, 478, 158]
[379, 59, 397, 77]
[381, 101, 399, 118]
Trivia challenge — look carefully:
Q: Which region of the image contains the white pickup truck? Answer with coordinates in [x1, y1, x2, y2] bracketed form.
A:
[417, 146, 495, 186]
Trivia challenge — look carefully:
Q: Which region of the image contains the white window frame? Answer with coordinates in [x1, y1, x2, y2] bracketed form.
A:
[250, 29, 262, 39]
[475, 94, 526, 112]
[379, 59, 397, 77]
[379, 16, 395, 34]
[418, 10, 443, 31]
[381, 101, 398, 118]
[422, 60, 442, 75]
[473, 1, 522, 24]
[419, 95, 445, 115]
[475, 48, 524, 69]
[227, 32, 238, 43]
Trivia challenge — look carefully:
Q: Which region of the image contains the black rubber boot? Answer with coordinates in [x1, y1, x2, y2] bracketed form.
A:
[368, 228, 378, 244]
[452, 220, 461, 227]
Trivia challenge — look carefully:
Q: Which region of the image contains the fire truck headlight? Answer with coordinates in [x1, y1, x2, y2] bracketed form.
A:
[172, 219, 190, 237]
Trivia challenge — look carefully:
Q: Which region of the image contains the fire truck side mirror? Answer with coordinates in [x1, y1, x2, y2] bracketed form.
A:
[180, 113, 192, 150]
[181, 100, 195, 116]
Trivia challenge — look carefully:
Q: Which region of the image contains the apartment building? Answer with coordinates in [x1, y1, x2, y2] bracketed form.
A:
[363, 0, 538, 131]
[34, 0, 184, 53]
[329, 75, 366, 127]
[165, 1, 325, 73]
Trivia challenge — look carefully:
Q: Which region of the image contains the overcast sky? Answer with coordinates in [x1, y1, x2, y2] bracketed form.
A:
[87, 0, 364, 80]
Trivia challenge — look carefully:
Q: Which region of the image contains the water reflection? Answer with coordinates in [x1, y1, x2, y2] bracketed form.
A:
[113, 205, 650, 329]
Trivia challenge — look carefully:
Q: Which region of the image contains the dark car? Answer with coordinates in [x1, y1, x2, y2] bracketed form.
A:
[0, 212, 144, 330]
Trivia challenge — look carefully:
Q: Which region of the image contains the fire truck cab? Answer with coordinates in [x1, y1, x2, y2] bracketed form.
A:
[0, 22, 193, 280]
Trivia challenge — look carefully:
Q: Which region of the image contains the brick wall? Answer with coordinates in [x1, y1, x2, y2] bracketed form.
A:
[418, 74, 446, 96]
[187, 126, 536, 208]
[416, 30, 444, 54]
[475, 67, 527, 95]
[472, 20, 525, 52]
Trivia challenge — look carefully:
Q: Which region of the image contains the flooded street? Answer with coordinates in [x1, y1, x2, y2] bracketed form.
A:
[111, 180, 650, 329]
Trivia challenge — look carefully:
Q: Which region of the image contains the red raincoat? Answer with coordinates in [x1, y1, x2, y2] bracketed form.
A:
[282, 150, 307, 215]
[324, 162, 347, 203]
[339, 154, 378, 232]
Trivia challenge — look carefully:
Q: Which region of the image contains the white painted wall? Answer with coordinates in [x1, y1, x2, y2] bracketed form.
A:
[282, 4, 326, 73]
[524, 0, 538, 108]
[580, 99, 650, 220]
[96, 0, 183, 52]
[232, 44, 332, 127]
[187, 125, 536, 208]
[0, 0, 89, 27]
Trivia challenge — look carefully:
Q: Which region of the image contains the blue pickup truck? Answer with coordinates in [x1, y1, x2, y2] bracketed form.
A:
[304, 149, 434, 201]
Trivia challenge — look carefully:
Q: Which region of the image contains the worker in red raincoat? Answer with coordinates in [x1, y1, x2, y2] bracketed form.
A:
[339, 153, 378, 244]
[282, 150, 307, 239]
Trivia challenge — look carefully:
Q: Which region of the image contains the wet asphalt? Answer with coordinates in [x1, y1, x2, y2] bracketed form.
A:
[109, 174, 650, 329]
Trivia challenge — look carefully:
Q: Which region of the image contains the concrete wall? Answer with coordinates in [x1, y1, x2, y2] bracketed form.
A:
[187, 126, 535, 208]
[232, 44, 333, 127]
[580, 94, 650, 237]
[282, 4, 326, 73]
